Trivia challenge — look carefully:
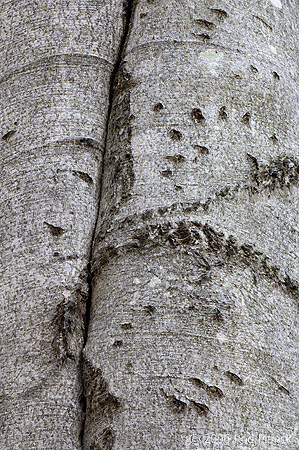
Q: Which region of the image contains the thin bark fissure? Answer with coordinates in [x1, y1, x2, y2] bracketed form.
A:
[79, 1, 135, 447]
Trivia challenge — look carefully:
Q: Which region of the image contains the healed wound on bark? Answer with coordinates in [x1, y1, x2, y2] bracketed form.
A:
[52, 269, 90, 364]
[92, 216, 299, 299]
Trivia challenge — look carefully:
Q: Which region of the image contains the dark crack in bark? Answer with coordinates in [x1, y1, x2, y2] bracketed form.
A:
[79, 1, 135, 448]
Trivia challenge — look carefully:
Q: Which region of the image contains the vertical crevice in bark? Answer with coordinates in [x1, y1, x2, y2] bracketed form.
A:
[79, 1, 135, 448]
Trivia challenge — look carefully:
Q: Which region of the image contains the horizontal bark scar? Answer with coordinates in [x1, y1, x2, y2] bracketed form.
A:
[44, 221, 65, 236]
[225, 371, 243, 386]
[1, 130, 16, 140]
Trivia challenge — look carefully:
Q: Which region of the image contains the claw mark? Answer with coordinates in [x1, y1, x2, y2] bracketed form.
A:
[189, 378, 224, 398]
[161, 169, 173, 177]
[161, 389, 187, 412]
[247, 153, 259, 169]
[250, 65, 258, 73]
[193, 33, 210, 40]
[165, 154, 186, 163]
[270, 134, 278, 142]
[194, 145, 209, 155]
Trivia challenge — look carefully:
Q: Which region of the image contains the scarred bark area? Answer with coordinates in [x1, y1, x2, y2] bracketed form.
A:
[0, 1, 124, 449]
[84, 0, 299, 449]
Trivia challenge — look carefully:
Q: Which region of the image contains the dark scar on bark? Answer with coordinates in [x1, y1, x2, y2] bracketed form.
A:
[44, 222, 65, 236]
[225, 371, 243, 385]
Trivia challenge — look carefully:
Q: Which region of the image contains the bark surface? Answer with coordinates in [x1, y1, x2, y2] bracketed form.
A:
[84, 0, 299, 449]
[0, 1, 124, 449]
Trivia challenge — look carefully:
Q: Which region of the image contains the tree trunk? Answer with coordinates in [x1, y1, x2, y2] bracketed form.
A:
[84, 1, 299, 449]
[1, 0, 299, 449]
[0, 1, 124, 448]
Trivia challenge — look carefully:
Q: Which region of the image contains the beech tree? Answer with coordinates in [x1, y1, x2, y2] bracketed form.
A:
[1, 0, 299, 449]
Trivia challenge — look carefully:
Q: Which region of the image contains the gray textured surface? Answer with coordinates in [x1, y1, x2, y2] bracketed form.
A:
[86, 0, 299, 449]
[1, 0, 299, 449]
[0, 1, 124, 449]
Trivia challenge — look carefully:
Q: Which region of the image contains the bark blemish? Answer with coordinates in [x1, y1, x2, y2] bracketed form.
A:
[52, 276, 89, 364]
[76, 137, 102, 150]
[95, 245, 118, 267]
[273, 71, 280, 80]
[169, 129, 183, 141]
[153, 102, 164, 111]
[83, 359, 121, 413]
[194, 144, 209, 155]
[225, 371, 243, 386]
[89, 427, 115, 450]
[202, 224, 224, 251]
[210, 8, 228, 19]
[72, 170, 94, 185]
[81, 1, 134, 445]
[92, 218, 299, 299]
[219, 106, 227, 120]
[44, 221, 65, 236]
[1, 130, 16, 140]
[250, 65, 258, 73]
[192, 108, 205, 124]
[190, 400, 209, 415]
[165, 154, 186, 163]
[247, 154, 299, 189]
[242, 112, 251, 125]
[194, 19, 215, 29]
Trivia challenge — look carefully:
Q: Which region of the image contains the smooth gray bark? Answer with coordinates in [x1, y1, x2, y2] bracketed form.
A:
[1, 1, 299, 449]
[0, 1, 124, 449]
[85, 1, 299, 449]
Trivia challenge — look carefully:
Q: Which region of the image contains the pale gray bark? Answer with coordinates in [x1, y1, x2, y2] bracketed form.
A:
[1, 1, 299, 449]
[0, 1, 124, 449]
[84, 0, 299, 449]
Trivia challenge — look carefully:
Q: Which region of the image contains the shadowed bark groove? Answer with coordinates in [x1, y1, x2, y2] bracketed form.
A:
[80, 1, 135, 448]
